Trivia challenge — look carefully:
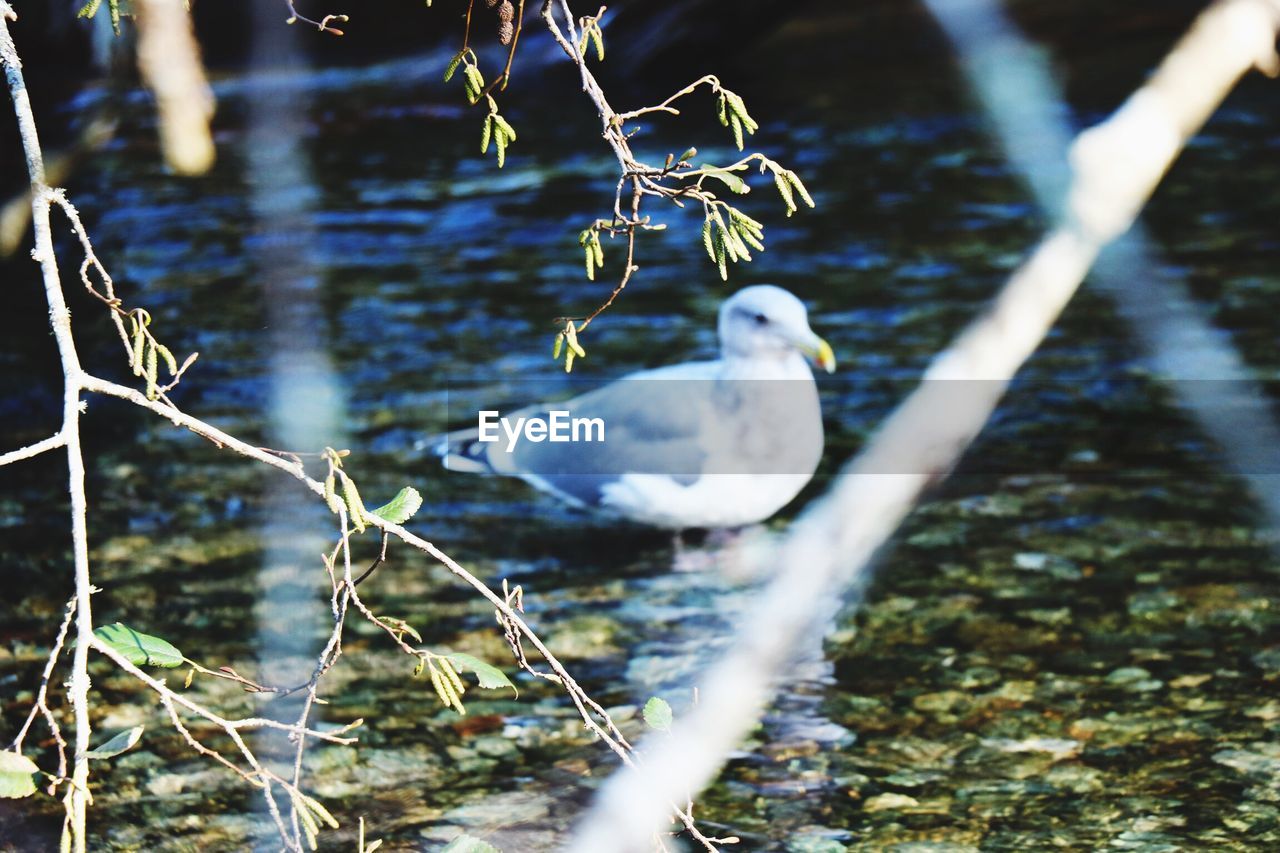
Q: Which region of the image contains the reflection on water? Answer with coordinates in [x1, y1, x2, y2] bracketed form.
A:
[244, 3, 344, 843]
[1, 2, 1279, 848]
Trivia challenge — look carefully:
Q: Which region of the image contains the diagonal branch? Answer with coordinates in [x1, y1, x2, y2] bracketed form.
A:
[566, 1, 1280, 849]
[0, 431, 66, 466]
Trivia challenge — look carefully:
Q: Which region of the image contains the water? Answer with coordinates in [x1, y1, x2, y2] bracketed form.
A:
[2, 2, 1279, 849]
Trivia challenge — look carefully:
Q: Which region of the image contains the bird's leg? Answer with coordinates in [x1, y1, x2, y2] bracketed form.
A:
[706, 526, 744, 549]
[712, 524, 777, 583]
[672, 529, 685, 554]
[671, 528, 716, 572]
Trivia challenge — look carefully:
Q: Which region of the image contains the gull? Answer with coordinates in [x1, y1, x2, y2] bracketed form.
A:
[436, 284, 834, 530]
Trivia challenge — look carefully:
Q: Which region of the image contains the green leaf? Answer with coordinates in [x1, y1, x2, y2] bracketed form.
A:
[643, 696, 673, 731]
[441, 836, 500, 853]
[447, 653, 517, 696]
[87, 726, 143, 760]
[702, 166, 748, 195]
[369, 487, 423, 525]
[0, 752, 39, 799]
[94, 623, 184, 668]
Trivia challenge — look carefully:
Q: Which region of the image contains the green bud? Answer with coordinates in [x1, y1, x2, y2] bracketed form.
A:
[787, 170, 816, 208]
[774, 170, 797, 215]
[155, 343, 179, 375]
[144, 341, 159, 400]
[444, 52, 463, 82]
[340, 472, 368, 533]
[493, 114, 517, 142]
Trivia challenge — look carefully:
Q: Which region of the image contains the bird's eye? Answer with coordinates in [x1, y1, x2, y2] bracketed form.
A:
[753, 313, 769, 326]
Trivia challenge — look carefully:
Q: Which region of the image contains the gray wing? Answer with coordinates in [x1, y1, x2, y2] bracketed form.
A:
[502, 377, 712, 506]
[437, 361, 823, 511]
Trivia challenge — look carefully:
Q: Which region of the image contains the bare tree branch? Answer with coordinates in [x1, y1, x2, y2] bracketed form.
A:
[0, 431, 66, 466]
[0, 6, 97, 848]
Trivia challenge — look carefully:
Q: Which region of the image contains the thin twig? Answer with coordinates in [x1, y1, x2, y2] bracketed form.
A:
[462, 0, 476, 52]
[284, 0, 347, 35]
[9, 596, 75, 790]
[499, 0, 526, 91]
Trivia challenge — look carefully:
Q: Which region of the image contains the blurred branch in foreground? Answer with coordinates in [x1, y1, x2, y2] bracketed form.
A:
[0, 113, 115, 258]
[567, 1, 1280, 849]
[134, 0, 215, 175]
[924, 0, 1280, 535]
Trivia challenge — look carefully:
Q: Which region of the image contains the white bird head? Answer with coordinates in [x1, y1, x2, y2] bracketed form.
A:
[717, 284, 836, 373]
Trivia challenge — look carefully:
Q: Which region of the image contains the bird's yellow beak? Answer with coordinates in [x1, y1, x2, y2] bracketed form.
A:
[800, 335, 836, 374]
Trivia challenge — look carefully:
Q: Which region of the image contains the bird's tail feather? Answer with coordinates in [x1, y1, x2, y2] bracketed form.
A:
[428, 427, 495, 475]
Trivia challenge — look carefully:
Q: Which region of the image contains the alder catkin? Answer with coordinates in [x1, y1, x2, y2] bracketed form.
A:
[499, 0, 514, 22]
[499, 19, 514, 44]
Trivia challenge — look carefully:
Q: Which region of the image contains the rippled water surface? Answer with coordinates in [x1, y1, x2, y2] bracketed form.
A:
[2, 2, 1280, 849]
